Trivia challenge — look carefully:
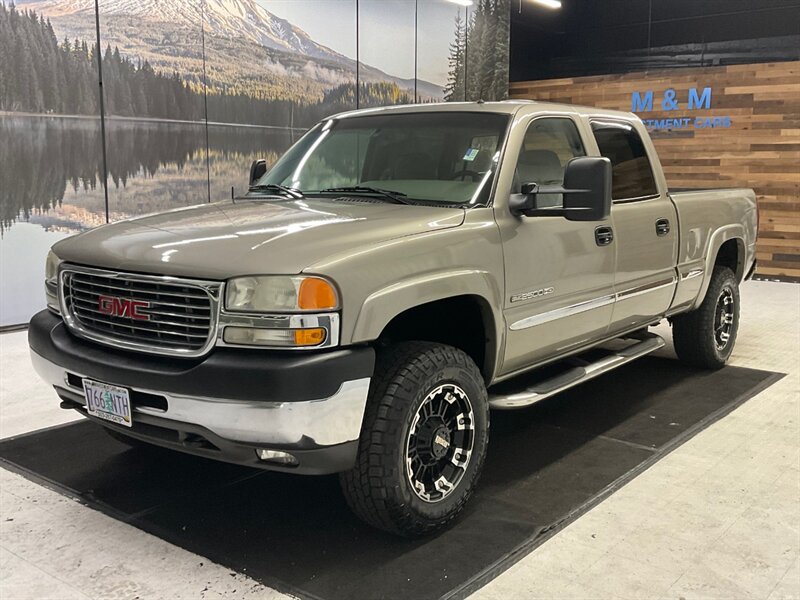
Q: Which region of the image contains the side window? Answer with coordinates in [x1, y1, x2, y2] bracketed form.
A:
[590, 121, 658, 201]
[514, 118, 586, 208]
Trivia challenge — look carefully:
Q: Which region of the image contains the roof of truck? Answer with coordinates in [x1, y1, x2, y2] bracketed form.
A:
[330, 100, 639, 121]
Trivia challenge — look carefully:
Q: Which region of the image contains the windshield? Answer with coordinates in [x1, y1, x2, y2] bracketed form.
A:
[256, 112, 510, 205]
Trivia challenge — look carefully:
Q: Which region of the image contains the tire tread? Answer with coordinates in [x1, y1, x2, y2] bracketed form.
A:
[340, 341, 488, 537]
[672, 266, 739, 369]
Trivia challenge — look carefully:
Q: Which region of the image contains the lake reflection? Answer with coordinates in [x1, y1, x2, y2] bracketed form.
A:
[0, 115, 295, 326]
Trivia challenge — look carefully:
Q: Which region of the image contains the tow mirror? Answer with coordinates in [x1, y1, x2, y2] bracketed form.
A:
[510, 156, 612, 222]
[249, 159, 268, 186]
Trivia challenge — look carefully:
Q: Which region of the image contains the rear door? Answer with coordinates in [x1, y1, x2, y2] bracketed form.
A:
[589, 119, 678, 333]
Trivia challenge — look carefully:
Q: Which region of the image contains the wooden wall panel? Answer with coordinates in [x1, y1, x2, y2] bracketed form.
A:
[510, 62, 800, 280]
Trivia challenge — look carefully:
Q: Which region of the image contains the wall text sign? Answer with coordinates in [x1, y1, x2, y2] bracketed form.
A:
[631, 87, 732, 131]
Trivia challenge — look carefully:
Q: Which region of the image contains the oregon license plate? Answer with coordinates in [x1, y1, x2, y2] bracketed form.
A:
[82, 379, 132, 427]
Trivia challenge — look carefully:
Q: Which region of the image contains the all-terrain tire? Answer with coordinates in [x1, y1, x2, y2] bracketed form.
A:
[340, 341, 489, 537]
[672, 266, 740, 369]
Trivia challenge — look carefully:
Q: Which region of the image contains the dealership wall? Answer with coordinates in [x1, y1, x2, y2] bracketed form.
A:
[510, 62, 800, 279]
[510, 0, 800, 280]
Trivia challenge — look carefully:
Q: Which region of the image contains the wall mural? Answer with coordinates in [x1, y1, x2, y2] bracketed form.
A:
[0, 0, 511, 327]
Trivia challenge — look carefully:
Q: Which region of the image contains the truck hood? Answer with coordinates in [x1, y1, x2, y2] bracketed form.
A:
[53, 199, 465, 279]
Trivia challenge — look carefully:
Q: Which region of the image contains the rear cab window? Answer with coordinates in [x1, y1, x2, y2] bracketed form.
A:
[590, 120, 658, 201]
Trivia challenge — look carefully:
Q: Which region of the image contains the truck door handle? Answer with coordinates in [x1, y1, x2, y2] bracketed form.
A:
[656, 218, 671, 236]
[595, 226, 614, 246]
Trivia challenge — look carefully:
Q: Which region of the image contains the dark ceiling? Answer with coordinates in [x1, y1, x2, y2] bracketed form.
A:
[510, 0, 800, 81]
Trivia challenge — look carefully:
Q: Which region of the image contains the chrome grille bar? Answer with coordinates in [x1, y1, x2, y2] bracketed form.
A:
[71, 312, 211, 336]
[70, 281, 210, 302]
[70, 291, 210, 312]
[70, 298, 211, 326]
[59, 265, 222, 357]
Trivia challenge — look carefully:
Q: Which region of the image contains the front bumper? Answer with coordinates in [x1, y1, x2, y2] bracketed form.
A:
[29, 310, 375, 474]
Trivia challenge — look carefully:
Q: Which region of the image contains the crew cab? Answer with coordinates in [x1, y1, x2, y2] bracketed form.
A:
[29, 101, 758, 536]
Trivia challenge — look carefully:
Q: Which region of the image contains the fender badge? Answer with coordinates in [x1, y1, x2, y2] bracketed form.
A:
[511, 287, 555, 303]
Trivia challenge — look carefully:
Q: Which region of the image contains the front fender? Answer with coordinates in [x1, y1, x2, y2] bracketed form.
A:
[351, 269, 503, 346]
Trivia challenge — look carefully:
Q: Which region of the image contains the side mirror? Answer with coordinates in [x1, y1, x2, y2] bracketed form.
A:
[249, 159, 267, 186]
[509, 156, 612, 222]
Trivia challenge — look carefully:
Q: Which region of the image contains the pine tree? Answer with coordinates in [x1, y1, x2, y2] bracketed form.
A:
[477, 0, 497, 100]
[444, 14, 466, 102]
[492, 0, 510, 100]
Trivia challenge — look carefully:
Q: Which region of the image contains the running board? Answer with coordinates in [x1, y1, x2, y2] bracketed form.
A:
[488, 333, 666, 410]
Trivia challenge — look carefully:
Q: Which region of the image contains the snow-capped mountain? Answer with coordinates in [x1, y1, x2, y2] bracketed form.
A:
[16, 0, 443, 98]
[20, 0, 347, 62]
[205, 0, 346, 61]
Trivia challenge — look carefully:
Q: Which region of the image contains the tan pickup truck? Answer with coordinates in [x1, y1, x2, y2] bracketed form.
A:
[30, 101, 757, 536]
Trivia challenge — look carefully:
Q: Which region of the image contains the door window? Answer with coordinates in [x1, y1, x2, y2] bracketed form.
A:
[590, 120, 658, 201]
[513, 118, 586, 207]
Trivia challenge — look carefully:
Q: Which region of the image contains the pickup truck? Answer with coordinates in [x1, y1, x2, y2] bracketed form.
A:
[29, 101, 758, 536]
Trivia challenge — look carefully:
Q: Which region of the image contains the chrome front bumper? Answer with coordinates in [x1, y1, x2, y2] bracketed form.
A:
[30, 348, 372, 474]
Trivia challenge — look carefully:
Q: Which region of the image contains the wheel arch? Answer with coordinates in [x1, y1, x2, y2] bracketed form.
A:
[351, 272, 502, 383]
[693, 225, 746, 310]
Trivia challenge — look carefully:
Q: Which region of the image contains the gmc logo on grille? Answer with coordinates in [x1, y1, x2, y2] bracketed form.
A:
[97, 295, 151, 321]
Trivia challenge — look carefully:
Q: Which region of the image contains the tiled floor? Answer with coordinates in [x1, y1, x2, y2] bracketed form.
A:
[1, 280, 798, 600]
[476, 281, 800, 600]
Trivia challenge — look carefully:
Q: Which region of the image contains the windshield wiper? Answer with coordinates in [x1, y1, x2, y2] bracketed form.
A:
[248, 183, 304, 199]
[317, 186, 413, 205]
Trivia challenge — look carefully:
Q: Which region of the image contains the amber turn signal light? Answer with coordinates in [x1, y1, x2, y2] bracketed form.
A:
[298, 277, 338, 310]
[294, 328, 327, 346]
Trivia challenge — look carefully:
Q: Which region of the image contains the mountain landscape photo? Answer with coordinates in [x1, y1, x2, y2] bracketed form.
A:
[0, 0, 509, 326]
[10, 0, 444, 123]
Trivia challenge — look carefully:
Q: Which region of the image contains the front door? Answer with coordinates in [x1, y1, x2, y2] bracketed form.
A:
[590, 120, 678, 332]
[496, 116, 616, 376]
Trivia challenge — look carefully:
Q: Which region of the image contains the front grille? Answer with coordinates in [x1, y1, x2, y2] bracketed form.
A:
[61, 267, 220, 357]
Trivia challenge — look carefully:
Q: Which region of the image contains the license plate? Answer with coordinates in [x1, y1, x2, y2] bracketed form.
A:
[82, 379, 132, 428]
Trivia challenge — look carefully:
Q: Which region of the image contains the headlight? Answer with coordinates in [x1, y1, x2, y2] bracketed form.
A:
[221, 276, 340, 349]
[225, 276, 338, 313]
[45, 250, 62, 283]
[44, 250, 62, 314]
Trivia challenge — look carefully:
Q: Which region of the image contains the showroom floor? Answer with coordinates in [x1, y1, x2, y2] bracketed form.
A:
[1, 280, 798, 600]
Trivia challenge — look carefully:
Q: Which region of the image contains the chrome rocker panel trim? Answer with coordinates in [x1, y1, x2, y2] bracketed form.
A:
[509, 277, 677, 331]
[509, 294, 615, 331]
[681, 268, 704, 281]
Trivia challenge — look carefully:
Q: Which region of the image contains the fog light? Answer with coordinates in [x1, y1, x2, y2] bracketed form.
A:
[256, 449, 298, 466]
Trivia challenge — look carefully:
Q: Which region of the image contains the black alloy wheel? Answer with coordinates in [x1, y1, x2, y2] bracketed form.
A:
[714, 286, 736, 351]
[340, 341, 490, 537]
[405, 383, 475, 503]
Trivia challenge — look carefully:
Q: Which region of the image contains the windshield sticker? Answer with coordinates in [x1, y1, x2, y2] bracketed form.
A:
[462, 148, 480, 161]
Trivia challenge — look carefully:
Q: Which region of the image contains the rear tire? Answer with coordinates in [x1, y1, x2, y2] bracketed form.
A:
[340, 341, 489, 537]
[672, 266, 740, 369]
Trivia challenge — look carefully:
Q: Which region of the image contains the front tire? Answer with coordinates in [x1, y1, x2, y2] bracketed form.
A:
[340, 342, 489, 537]
[672, 266, 740, 369]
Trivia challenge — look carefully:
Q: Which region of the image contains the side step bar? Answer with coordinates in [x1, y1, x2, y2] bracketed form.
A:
[488, 333, 666, 410]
